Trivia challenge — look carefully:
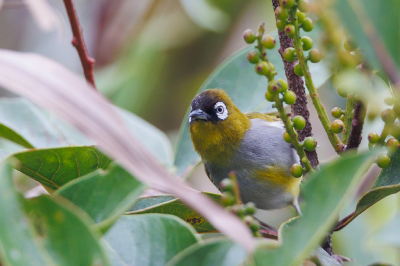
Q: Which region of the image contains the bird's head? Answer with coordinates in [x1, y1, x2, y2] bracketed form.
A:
[188, 89, 251, 164]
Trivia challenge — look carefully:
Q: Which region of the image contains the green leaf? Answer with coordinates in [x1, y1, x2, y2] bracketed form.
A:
[252, 151, 376, 266]
[173, 27, 330, 176]
[0, 98, 67, 149]
[131, 195, 176, 211]
[166, 238, 246, 266]
[128, 192, 221, 233]
[103, 214, 199, 266]
[309, 247, 341, 266]
[12, 146, 112, 189]
[337, 147, 400, 229]
[25, 196, 110, 266]
[0, 161, 109, 266]
[333, 0, 400, 71]
[54, 163, 147, 233]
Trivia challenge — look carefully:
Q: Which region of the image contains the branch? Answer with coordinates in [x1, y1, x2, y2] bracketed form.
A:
[271, 0, 319, 168]
[63, 0, 96, 89]
[345, 101, 366, 150]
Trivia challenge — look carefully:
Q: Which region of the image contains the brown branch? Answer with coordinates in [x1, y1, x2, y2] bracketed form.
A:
[345, 101, 366, 150]
[271, 0, 319, 168]
[334, 211, 355, 231]
[63, 0, 96, 89]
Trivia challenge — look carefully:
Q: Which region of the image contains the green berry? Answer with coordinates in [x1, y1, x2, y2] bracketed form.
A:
[292, 115, 306, 130]
[393, 102, 400, 116]
[268, 80, 280, 95]
[391, 122, 400, 138]
[384, 97, 395, 106]
[337, 84, 348, 98]
[221, 192, 236, 206]
[376, 153, 390, 168]
[331, 107, 342, 118]
[243, 215, 260, 232]
[276, 19, 286, 31]
[220, 178, 234, 192]
[244, 202, 256, 215]
[381, 109, 397, 124]
[275, 6, 288, 21]
[344, 38, 356, 52]
[301, 18, 314, 32]
[277, 79, 288, 92]
[368, 132, 380, 144]
[303, 137, 317, 151]
[297, 10, 306, 24]
[285, 24, 295, 37]
[284, 90, 297, 105]
[294, 62, 304, 76]
[262, 35, 276, 49]
[247, 50, 259, 64]
[368, 143, 375, 151]
[308, 49, 322, 63]
[331, 119, 344, 133]
[301, 36, 313, 51]
[290, 164, 303, 178]
[283, 47, 297, 62]
[280, 0, 295, 8]
[283, 131, 292, 143]
[387, 138, 400, 154]
[269, 62, 276, 71]
[230, 205, 245, 218]
[243, 29, 256, 44]
[265, 91, 275, 102]
[338, 50, 356, 67]
[298, 0, 310, 12]
[255, 61, 270, 75]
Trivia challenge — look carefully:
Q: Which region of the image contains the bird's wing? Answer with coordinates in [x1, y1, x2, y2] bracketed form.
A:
[245, 112, 280, 122]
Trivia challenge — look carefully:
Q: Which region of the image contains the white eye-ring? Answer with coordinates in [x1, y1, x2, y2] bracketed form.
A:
[214, 102, 228, 120]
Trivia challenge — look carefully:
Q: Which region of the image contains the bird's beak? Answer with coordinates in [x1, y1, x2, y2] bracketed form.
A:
[189, 109, 210, 123]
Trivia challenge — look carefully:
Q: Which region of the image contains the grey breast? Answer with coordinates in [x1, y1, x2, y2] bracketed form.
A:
[204, 118, 299, 208]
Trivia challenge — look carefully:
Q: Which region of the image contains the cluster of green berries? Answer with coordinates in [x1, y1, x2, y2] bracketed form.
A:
[366, 97, 400, 168]
[329, 84, 354, 134]
[220, 177, 260, 237]
[276, 0, 323, 77]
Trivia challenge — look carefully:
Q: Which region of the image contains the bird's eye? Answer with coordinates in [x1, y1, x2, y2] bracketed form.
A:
[214, 102, 228, 120]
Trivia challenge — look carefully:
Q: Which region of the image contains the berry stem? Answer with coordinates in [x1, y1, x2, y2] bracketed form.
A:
[288, 8, 344, 153]
[273, 94, 314, 174]
[271, 0, 319, 168]
[342, 94, 356, 144]
[345, 100, 366, 150]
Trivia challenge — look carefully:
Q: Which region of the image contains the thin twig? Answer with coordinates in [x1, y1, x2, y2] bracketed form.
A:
[345, 101, 366, 150]
[271, 0, 319, 168]
[63, 0, 96, 89]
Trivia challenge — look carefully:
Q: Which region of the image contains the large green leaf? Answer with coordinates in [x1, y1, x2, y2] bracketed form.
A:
[333, 0, 400, 72]
[173, 27, 330, 176]
[0, 98, 67, 149]
[25, 196, 110, 266]
[54, 163, 147, 233]
[166, 238, 246, 266]
[103, 214, 199, 266]
[12, 146, 112, 189]
[128, 192, 221, 233]
[0, 162, 109, 266]
[252, 151, 375, 266]
[131, 195, 176, 211]
[336, 147, 400, 229]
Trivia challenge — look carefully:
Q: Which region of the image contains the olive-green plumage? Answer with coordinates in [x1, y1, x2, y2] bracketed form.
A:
[189, 89, 302, 213]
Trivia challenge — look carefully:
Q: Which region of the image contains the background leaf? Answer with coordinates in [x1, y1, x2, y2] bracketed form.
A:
[166, 238, 246, 266]
[12, 146, 112, 189]
[131, 195, 176, 211]
[128, 192, 221, 233]
[173, 27, 330, 176]
[333, 0, 400, 72]
[54, 163, 147, 232]
[252, 152, 375, 266]
[103, 214, 199, 266]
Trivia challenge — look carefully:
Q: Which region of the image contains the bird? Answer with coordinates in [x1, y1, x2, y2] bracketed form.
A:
[188, 88, 302, 214]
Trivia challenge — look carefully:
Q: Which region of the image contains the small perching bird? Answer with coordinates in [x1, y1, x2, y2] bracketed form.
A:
[189, 89, 302, 214]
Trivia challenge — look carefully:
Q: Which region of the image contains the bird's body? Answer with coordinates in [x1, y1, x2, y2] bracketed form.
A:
[189, 89, 301, 212]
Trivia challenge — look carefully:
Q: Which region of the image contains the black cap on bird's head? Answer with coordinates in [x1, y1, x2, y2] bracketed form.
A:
[189, 89, 233, 124]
